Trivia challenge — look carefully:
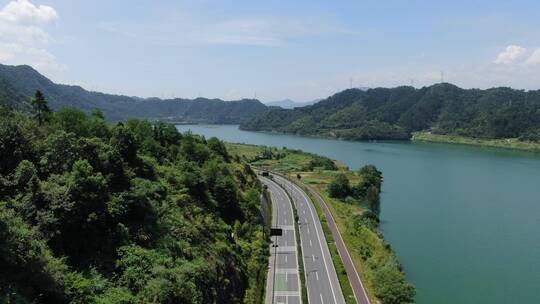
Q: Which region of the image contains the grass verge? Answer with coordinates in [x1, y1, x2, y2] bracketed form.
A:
[260, 187, 272, 303]
[283, 174, 357, 304]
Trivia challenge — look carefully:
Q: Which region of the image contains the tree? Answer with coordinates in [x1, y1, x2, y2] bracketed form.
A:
[153, 122, 182, 147]
[53, 108, 90, 137]
[0, 119, 34, 175]
[373, 265, 416, 304]
[214, 175, 241, 223]
[88, 111, 111, 139]
[41, 160, 111, 266]
[359, 165, 382, 189]
[91, 109, 105, 120]
[328, 173, 351, 198]
[207, 137, 229, 162]
[111, 124, 139, 165]
[0, 110, 269, 304]
[39, 131, 80, 175]
[0, 205, 69, 303]
[31, 90, 51, 125]
[349, 165, 383, 212]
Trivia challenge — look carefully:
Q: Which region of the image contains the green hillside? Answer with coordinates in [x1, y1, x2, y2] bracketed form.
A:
[0, 64, 268, 123]
[0, 106, 268, 303]
[241, 84, 540, 142]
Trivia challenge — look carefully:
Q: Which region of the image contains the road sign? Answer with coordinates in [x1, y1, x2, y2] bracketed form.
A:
[270, 228, 283, 236]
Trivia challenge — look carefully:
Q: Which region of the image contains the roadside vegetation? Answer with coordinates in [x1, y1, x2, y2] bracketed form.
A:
[299, 180, 357, 304]
[307, 171, 415, 304]
[228, 143, 416, 304]
[0, 92, 269, 303]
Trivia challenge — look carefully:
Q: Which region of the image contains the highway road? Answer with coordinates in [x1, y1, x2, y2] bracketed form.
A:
[307, 184, 371, 304]
[261, 176, 302, 304]
[271, 174, 346, 304]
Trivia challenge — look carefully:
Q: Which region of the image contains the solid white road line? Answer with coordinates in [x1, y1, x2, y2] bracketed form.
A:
[264, 177, 303, 304]
[311, 187, 371, 304]
[278, 176, 339, 304]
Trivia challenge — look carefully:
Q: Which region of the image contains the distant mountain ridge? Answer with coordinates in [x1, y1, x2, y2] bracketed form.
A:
[0, 64, 268, 123]
[241, 84, 540, 141]
[265, 99, 319, 109]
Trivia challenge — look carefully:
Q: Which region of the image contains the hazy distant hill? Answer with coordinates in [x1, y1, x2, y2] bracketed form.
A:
[241, 84, 540, 141]
[0, 64, 268, 123]
[265, 99, 319, 109]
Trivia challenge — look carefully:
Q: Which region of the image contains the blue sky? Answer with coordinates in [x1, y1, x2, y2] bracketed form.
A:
[2, 0, 540, 102]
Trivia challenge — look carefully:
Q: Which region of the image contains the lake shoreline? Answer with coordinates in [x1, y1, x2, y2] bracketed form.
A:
[412, 131, 540, 153]
[240, 126, 540, 153]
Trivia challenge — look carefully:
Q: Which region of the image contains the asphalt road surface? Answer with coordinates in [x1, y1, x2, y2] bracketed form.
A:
[261, 176, 302, 304]
[272, 174, 346, 304]
[307, 184, 371, 304]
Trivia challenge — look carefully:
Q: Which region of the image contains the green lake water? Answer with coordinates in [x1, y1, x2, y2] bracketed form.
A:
[176, 124, 540, 304]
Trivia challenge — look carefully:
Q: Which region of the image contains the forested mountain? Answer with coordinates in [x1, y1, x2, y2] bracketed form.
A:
[241, 84, 540, 141]
[0, 64, 268, 123]
[0, 106, 268, 303]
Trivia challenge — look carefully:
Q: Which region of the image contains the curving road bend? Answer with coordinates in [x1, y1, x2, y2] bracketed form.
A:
[272, 174, 346, 304]
[261, 176, 302, 304]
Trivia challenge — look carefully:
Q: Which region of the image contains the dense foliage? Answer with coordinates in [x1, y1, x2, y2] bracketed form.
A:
[324, 167, 414, 303]
[0, 64, 268, 122]
[328, 165, 382, 212]
[0, 105, 268, 303]
[241, 84, 540, 141]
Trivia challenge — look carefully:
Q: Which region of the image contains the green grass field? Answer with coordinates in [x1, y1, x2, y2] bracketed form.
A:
[226, 142, 346, 172]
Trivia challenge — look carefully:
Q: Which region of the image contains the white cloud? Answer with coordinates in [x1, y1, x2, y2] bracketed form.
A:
[494, 45, 527, 64]
[100, 16, 349, 47]
[194, 19, 286, 46]
[525, 48, 540, 66]
[0, 0, 57, 24]
[0, 0, 63, 72]
[193, 17, 346, 46]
